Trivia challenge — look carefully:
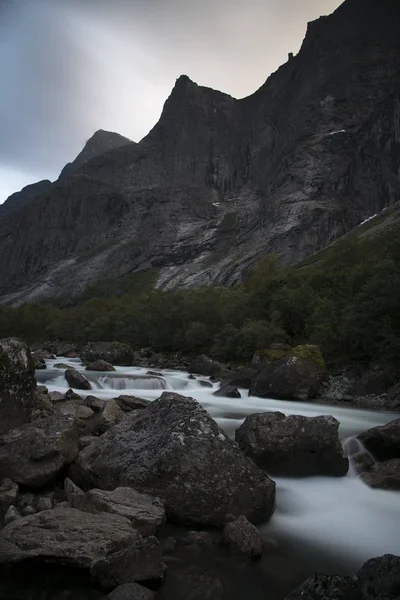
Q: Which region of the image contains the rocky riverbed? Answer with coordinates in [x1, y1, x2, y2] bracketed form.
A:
[0, 338, 400, 599]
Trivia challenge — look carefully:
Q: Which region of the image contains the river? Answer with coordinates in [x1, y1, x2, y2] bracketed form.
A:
[37, 358, 400, 585]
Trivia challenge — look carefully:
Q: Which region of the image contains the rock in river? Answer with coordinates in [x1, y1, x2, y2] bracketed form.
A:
[357, 418, 400, 461]
[235, 412, 348, 477]
[70, 392, 275, 526]
[65, 368, 91, 391]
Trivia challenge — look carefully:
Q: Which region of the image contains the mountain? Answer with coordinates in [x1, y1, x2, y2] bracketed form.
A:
[0, 180, 52, 219]
[0, 0, 399, 304]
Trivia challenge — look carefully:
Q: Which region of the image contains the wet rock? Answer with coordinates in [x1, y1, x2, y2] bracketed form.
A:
[114, 395, 150, 412]
[188, 374, 196, 380]
[65, 388, 83, 401]
[0, 507, 137, 568]
[3, 505, 21, 526]
[162, 566, 224, 600]
[352, 451, 375, 475]
[199, 380, 213, 388]
[181, 531, 214, 548]
[54, 363, 75, 370]
[235, 412, 348, 477]
[107, 583, 156, 600]
[49, 391, 66, 403]
[250, 348, 325, 401]
[90, 534, 163, 588]
[213, 385, 241, 398]
[146, 370, 162, 377]
[87, 487, 166, 536]
[0, 414, 80, 487]
[81, 342, 133, 366]
[220, 370, 255, 390]
[286, 574, 358, 599]
[65, 368, 91, 391]
[0, 479, 19, 517]
[70, 392, 275, 527]
[358, 554, 400, 599]
[0, 338, 36, 434]
[361, 459, 400, 490]
[86, 360, 116, 372]
[188, 355, 227, 377]
[223, 515, 263, 559]
[358, 419, 400, 461]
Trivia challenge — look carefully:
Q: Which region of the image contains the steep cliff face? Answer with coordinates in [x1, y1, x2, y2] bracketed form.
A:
[0, 0, 399, 303]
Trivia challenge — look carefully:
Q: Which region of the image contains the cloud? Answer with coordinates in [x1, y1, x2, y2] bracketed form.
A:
[0, 0, 342, 201]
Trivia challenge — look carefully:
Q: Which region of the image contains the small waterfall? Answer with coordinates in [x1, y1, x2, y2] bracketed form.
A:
[97, 375, 167, 391]
[343, 436, 376, 477]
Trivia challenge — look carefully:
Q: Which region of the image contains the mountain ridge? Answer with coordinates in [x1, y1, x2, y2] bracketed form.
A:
[0, 0, 399, 304]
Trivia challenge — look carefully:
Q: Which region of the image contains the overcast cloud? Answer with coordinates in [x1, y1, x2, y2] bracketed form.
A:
[0, 0, 342, 201]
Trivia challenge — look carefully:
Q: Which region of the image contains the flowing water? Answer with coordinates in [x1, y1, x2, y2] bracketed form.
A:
[38, 358, 400, 579]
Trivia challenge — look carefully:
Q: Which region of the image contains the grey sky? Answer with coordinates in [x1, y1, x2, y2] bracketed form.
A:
[0, 0, 342, 202]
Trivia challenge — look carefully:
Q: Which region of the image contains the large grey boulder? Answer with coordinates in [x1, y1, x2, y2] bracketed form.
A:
[91, 534, 163, 588]
[86, 360, 116, 372]
[358, 418, 400, 461]
[250, 348, 325, 401]
[65, 368, 91, 390]
[0, 507, 137, 567]
[235, 412, 348, 477]
[0, 338, 35, 434]
[188, 355, 227, 377]
[70, 392, 275, 526]
[81, 342, 133, 366]
[0, 414, 80, 487]
[87, 487, 166, 536]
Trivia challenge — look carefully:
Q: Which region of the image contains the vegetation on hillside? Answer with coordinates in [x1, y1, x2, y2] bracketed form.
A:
[1, 207, 400, 368]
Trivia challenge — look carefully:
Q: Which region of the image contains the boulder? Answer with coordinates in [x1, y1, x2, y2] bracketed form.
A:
[361, 459, 400, 490]
[92, 399, 124, 435]
[0, 479, 18, 518]
[86, 360, 116, 372]
[198, 380, 213, 388]
[219, 370, 256, 390]
[188, 355, 227, 377]
[54, 362, 75, 369]
[90, 534, 163, 588]
[70, 392, 275, 527]
[286, 574, 358, 600]
[65, 388, 83, 400]
[76, 405, 95, 420]
[0, 414, 80, 487]
[235, 412, 348, 477]
[81, 342, 133, 366]
[358, 419, 400, 461]
[64, 477, 89, 511]
[87, 487, 166, 536]
[65, 368, 91, 391]
[0, 338, 36, 434]
[84, 395, 106, 412]
[250, 346, 325, 400]
[32, 355, 46, 369]
[223, 515, 263, 559]
[213, 385, 241, 398]
[3, 505, 21, 526]
[358, 554, 400, 599]
[107, 583, 156, 600]
[114, 395, 150, 411]
[0, 507, 137, 568]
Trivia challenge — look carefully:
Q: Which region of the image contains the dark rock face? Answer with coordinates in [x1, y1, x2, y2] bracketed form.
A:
[1, 0, 399, 302]
[0, 508, 137, 568]
[358, 419, 400, 461]
[235, 412, 349, 477]
[213, 385, 241, 398]
[0, 414, 80, 487]
[65, 368, 91, 391]
[286, 574, 359, 600]
[70, 392, 276, 526]
[0, 338, 36, 434]
[250, 355, 325, 400]
[0, 180, 52, 219]
[81, 342, 133, 366]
